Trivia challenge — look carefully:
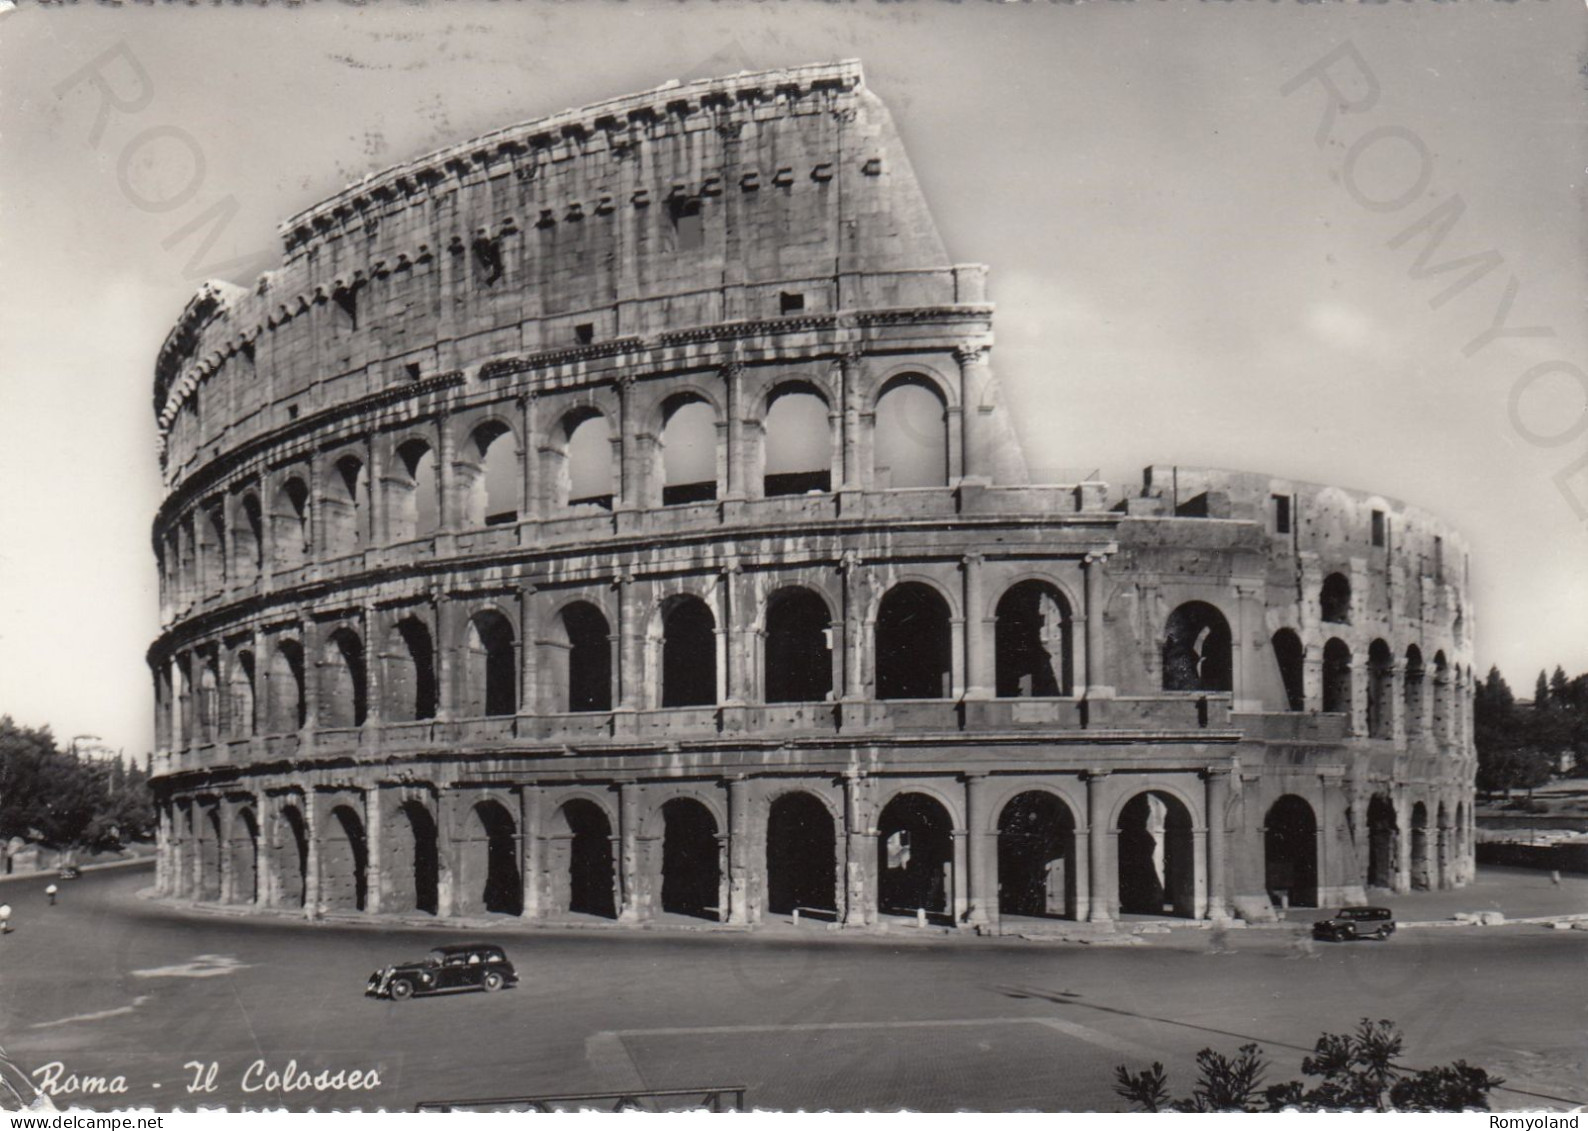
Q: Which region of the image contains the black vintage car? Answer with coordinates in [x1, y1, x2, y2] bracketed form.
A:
[366, 943, 518, 1000]
[1312, 906, 1396, 941]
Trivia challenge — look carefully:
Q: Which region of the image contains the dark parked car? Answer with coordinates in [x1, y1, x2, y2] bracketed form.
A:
[1313, 906, 1396, 941]
[58, 866, 81, 880]
[366, 944, 518, 1001]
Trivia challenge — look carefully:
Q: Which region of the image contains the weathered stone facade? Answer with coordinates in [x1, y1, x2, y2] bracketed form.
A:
[147, 62, 1475, 930]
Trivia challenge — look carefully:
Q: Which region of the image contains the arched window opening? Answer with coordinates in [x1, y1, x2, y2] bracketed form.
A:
[1263, 795, 1318, 909]
[1367, 639, 1394, 739]
[469, 801, 522, 916]
[873, 376, 947, 489]
[197, 656, 221, 744]
[763, 386, 831, 496]
[1162, 601, 1232, 693]
[266, 640, 306, 733]
[391, 440, 440, 542]
[1367, 793, 1397, 889]
[668, 195, 705, 252]
[270, 478, 309, 571]
[275, 805, 309, 909]
[551, 800, 616, 918]
[997, 791, 1078, 920]
[1410, 801, 1431, 891]
[764, 588, 832, 703]
[230, 809, 259, 905]
[229, 651, 255, 739]
[389, 801, 440, 915]
[1322, 638, 1353, 715]
[995, 581, 1074, 698]
[203, 506, 227, 588]
[463, 421, 519, 527]
[1320, 572, 1352, 625]
[1432, 651, 1450, 739]
[1117, 791, 1196, 918]
[1271, 629, 1305, 712]
[465, 610, 517, 717]
[660, 397, 717, 506]
[660, 798, 720, 920]
[322, 805, 368, 912]
[661, 596, 716, 707]
[561, 602, 612, 713]
[875, 583, 952, 700]
[765, 793, 837, 918]
[324, 456, 367, 557]
[237, 495, 264, 580]
[318, 628, 367, 729]
[198, 807, 223, 901]
[877, 792, 954, 921]
[1436, 800, 1451, 889]
[563, 412, 614, 509]
[385, 617, 437, 723]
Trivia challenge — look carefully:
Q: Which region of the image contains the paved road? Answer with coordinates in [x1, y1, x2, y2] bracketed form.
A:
[0, 865, 1583, 1112]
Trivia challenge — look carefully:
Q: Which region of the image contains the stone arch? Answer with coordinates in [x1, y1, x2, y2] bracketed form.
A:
[387, 797, 440, 915]
[273, 802, 309, 909]
[1404, 645, 1425, 738]
[464, 608, 517, 717]
[658, 392, 719, 506]
[266, 639, 306, 734]
[548, 797, 617, 919]
[1323, 638, 1353, 715]
[995, 580, 1074, 698]
[1116, 790, 1196, 918]
[323, 454, 368, 557]
[462, 799, 522, 916]
[760, 381, 833, 497]
[269, 476, 309, 570]
[236, 493, 264, 580]
[765, 791, 839, 917]
[229, 650, 256, 739]
[547, 600, 613, 713]
[201, 503, 227, 588]
[390, 438, 441, 542]
[1320, 572, 1352, 625]
[320, 626, 367, 729]
[660, 594, 716, 708]
[1410, 800, 1431, 891]
[660, 796, 722, 920]
[1263, 794, 1318, 909]
[320, 803, 368, 912]
[996, 790, 1079, 920]
[1436, 800, 1452, 890]
[229, 807, 259, 905]
[875, 581, 952, 700]
[876, 791, 955, 920]
[198, 804, 223, 901]
[197, 653, 221, 743]
[1367, 792, 1397, 889]
[1271, 628, 1305, 712]
[1162, 601, 1232, 693]
[461, 417, 520, 528]
[1367, 639, 1394, 739]
[873, 373, 948, 489]
[384, 615, 437, 723]
[556, 408, 615, 510]
[1432, 651, 1450, 740]
[764, 586, 833, 704]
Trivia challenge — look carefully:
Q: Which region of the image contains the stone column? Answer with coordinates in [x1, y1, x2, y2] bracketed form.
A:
[434, 592, 455, 720]
[617, 781, 643, 921]
[436, 410, 458, 532]
[303, 794, 322, 917]
[964, 773, 992, 928]
[362, 606, 382, 729]
[1204, 768, 1230, 921]
[518, 585, 537, 719]
[837, 349, 864, 491]
[616, 376, 639, 510]
[1393, 795, 1411, 893]
[300, 617, 321, 733]
[722, 363, 745, 500]
[521, 785, 542, 919]
[1083, 550, 1115, 699]
[1389, 662, 1407, 747]
[520, 394, 542, 523]
[842, 772, 874, 927]
[364, 788, 384, 915]
[839, 553, 866, 702]
[727, 776, 751, 924]
[962, 553, 990, 701]
[617, 574, 642, 711]
[368, 438, 387, 549]
[1085, 771, 1112, 922]
[954, 342, 993, 485]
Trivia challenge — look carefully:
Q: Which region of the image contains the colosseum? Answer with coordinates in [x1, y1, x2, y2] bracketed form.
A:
[146, 61, 1476, 931]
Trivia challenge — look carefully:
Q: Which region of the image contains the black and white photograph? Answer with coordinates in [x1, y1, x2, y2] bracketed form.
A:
[1, 0, 1586, 1115]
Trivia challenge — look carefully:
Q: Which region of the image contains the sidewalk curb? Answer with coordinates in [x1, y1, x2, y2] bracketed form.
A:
[0, 855, 154, 886]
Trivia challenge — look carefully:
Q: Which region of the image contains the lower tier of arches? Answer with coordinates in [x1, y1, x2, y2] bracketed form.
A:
[152, 769, 1476, 928]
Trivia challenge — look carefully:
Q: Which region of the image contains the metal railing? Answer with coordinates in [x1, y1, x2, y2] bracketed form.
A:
[416, 1085, 747, 1113]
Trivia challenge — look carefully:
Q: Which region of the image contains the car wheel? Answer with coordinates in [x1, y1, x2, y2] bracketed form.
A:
[482, 971, 504, 993]
[389, 979, 414, 1001]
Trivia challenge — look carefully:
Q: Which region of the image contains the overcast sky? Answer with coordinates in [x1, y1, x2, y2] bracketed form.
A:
[2, 0, 1585, 756]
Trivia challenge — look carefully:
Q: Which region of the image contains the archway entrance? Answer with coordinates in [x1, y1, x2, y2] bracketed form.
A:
[550, 800, 617, 918]
[321, 805, 369, 912]
[230, 809, 259, 905]
[1411, 802, 1430, 891]
[469, 801, 522, 916]
[996, 791, 1078, 919]
[1263, 795, 1318, 909]
[388, 800, 440, 915]
[274, 805, 308, 909]
[1367, 793, 1397, 889]
[661, 798, 721, 920]
[765, 793, 838, 918]
[198, 808, 223, 902]
[1117, 791, 1195, 918]
[876, 792, 954, 921]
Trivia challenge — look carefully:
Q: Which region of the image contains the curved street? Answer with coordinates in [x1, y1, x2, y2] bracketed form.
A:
[0, 863, 1584, 1112]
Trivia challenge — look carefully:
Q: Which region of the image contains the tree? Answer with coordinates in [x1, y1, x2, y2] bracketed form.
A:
[1534, 670, 1551, 708]
[1550, 665, 1571, 708]
[0, 717, 153, 851]
[1114, 1020, 1501, 1113]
